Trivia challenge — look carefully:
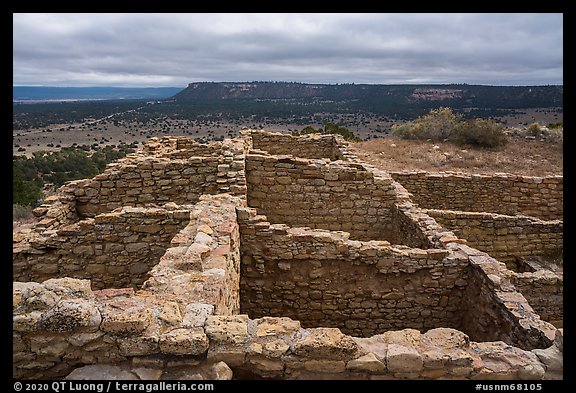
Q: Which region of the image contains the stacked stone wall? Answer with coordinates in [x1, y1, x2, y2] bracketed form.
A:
[12, 132, 563, 381]
[249, 130, 344, 160]
[426, 210, 563, 265]
[13, 206, 191, 289]
[246, 154, 413, 242]
[453, 244, 556, 350]
[391, 171, 562, 220]
[238, 206, 468, 337]
[13, 278, 559, 380]
[13, 194, 244, 379]
[512, 271, 563, 327]
[25, 136, 247, 221]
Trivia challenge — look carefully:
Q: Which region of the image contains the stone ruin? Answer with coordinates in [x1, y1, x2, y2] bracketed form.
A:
[13, 130, 563, 380]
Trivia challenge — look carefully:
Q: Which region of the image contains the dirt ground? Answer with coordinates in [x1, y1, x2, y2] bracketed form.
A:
[350, 137, 562, 176]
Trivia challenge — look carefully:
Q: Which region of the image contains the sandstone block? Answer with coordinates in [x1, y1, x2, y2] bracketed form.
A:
[101, 307, 153, 335]
[66, 364, 138, 380]
[205, 315, 249, 344]
[382, 328, 421, 347]
[386, 344, 423, 373]
[182, 303, 214, 328]
[39, 299, 101, 332]
[118, 336, 159, 356]
[211, 361, 233, 380]
[421, 327, 469, 349]
[346, 352, 386, 373]
[159, 328, 209, 355]
[256, 316, 301, 337]
[304, 360, 346, 373]
[294, 327, 358, 360]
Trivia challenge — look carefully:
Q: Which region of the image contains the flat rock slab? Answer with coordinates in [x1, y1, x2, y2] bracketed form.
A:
[65, 365, 138, 380]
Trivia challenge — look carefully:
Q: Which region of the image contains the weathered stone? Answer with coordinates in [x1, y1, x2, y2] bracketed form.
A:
[101, 307, 152, 334]
[132, 367, 163, 380]
[13, 282, 43, 309]
[346, 352, 386, 373]
[159, 327, 209, 355]
[517, 363, 546, 380]
[294, 327, 358, 360]
[304, 360, 346, 373]
[158, 301, 182, 326]
[264, 339, 290, 358]
[532, 346, 563, 372]
[13, 312, 42, 332]
[382, 328, 421, 347]
[39, 299, 101, 332]
[118, 336, 159, 356]
[182, 303, 214, 327]
[211, 361, 233, 380]
[353, 335, 388, 361]
[205, 315, 249, 344]
[421, 328, 469, 349]
[386, 344, 423, 373]
[207, 349, 247, 367]
[30, 335, 70, 358]
[249, 356, 285, 372]
[256, 316, 301, 337]
[68, 331, 104, 347]
[66, 365, 138, 380]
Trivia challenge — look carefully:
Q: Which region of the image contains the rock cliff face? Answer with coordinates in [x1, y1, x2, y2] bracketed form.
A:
[13, 130, 562, 380]
[172, 82, 563, 110]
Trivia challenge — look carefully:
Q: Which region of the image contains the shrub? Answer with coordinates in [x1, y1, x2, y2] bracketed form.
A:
[527, 122, 544, 137]
[450, 118, 508, 148]
[294, 123, 360, 142]
[393, 107, 460, 142]
[13, 204, 35, 221]
[392, 107, 507, 148]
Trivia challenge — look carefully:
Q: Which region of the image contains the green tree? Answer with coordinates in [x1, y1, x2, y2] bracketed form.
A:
[13, 166, 42, 207]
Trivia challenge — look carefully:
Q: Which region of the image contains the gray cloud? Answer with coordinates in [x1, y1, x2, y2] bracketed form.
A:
[13, 13, 563, 87]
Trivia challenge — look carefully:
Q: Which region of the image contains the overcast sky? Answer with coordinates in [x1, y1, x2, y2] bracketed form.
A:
[13, 13, 563, 87]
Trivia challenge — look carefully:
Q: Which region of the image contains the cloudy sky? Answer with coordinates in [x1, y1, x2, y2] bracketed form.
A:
[13, 13, 563, 87]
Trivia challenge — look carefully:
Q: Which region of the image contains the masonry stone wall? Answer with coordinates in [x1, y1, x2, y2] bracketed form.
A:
[13, 194, 244, 379]
[453, 244, 556, 351]
[26, 136, 247, 221]
[237, 207, 557, 351]
[12, 132, 563, 381]
[245, 153, 419, 242]
[13, 205, 191, 290]
[249, 130, 344, 160]
[391, 171, 563, 221]
[426, 209, 563, 266]
[511, 271, 563, 327]
[237, 206, 468, 338]
[13, 277, 560, 380]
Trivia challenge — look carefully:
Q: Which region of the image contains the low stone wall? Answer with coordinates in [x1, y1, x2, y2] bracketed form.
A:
[249, 130, 344, 160]
[142, 194, 245, 315]
[426, 209, 563, 266]
[453, 244, 556, 351]
[13, 194, 245, 379]
[13, 276, 561, 380]
[142, 136, 228, 159]
[28, 137, 247, 221]
[391, 171, 563, 221]
[511, 271, 563, 327]
[12, 132, 564, 381]
[246, 153, 410, 242]
[13, 205, 191, 289]
[237, 206, 468, 338]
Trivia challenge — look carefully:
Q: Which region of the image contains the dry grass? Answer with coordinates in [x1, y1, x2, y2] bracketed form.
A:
[350, 137, 562, 176]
